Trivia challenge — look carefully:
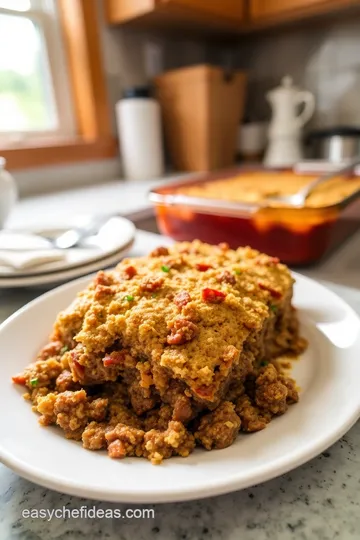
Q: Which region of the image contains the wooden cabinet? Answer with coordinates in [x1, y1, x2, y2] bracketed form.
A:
[105, 0, 245, 32]
[250, 0, 359, 22]
[106, 0, 153, 24]
[105, 0, 360, 32]
[160, 0, 244, 24]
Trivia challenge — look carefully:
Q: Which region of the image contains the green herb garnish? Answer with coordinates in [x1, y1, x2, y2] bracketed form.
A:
[151, 293, 158, 298]
[234, 269, 241, 275]
[30, 378, 39, 387]
[260, 361, 269, 367]
[161, 265, 170, 273]
[270, 304, 278, 313]
[60, 345, 68, 355]
[124, 295, 134, 302]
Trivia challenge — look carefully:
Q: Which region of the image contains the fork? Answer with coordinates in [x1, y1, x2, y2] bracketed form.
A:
[0, 215, 113, 251]
[265, 156, 360, 208]
[43, 215, 113, 250]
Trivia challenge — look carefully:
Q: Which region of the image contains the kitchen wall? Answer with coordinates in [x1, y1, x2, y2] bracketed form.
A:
[97, 0, 208, 135]
[236, 17, 360, 129]
[19, 5, 360, 196]
[18, 1, 209, 197]
[99, 3, 360, 132]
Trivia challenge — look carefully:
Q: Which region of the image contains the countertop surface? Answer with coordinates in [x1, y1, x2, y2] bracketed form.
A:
[1, 222, 360, 539]
[7, 175, 189, 229]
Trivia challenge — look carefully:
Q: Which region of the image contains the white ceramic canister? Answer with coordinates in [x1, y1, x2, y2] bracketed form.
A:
[116, 87, 164, 181]
[0, 157, 17, 228]
[264, 76, 315, 168]
[238, 122, 268, 161]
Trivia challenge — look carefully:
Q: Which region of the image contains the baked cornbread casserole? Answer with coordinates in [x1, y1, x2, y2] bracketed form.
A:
[12, 241, 307, 464]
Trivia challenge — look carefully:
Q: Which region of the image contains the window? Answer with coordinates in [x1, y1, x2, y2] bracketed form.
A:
[0, 0, 76, 144]
[0, 0, 115, 171]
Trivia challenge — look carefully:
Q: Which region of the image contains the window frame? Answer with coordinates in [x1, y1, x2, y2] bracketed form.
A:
[0, 0, 116, 170]
[0, 3, 76, 140]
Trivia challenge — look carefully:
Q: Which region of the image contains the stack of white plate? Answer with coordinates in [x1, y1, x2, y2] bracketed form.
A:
[0, 216, 136, 288]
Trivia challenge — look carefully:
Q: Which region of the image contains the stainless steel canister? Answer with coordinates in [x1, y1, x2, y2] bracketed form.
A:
[307, 127, 360, 163]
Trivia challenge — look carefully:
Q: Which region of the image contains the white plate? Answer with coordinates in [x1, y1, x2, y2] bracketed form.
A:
[0, 240, 134, 289]
[0, 216, 135, 277]
[0, 273, 359, 503]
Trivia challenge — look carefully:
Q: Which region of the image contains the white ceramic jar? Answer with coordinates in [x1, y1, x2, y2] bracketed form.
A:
[116, 87, 164, 181]
[264, 76, 315, 168]
[238, 122, 268, 161]
[0, 157, 17, 228]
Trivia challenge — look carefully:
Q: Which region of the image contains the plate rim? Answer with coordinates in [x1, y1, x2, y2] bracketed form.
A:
[0, 239, 134, 288]
[1, 272, 360, 503]
[0, 217, 136, 279]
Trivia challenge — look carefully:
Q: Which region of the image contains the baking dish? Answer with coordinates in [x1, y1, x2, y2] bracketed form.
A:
[149, 168, 360, 265]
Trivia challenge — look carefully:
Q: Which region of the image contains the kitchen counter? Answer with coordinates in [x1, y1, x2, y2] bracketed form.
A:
[1, 227, 360, 540]
[8, 175, 189, 229]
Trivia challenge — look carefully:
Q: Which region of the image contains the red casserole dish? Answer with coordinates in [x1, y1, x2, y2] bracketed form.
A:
[149, 168, 360, 266]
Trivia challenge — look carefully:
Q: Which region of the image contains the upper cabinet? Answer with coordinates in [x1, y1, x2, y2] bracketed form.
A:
[162, 0, 245, 23]
[105, 0, 246, 32]
[105, 0, 360, 33]
[250, 0, 360, 23]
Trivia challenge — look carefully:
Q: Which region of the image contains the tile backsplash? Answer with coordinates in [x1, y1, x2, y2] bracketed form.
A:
[236, 18, 360, 129]
[97, 0, 207, 136]
[97, 0, 360, 135]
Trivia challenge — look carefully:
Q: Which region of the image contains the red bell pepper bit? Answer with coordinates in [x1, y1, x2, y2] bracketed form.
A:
[103, 351, 126, 367]
[12, 374, 27, 386]
[195, 263, 213, 272]
[202, 288, 226, 303]
[258, 280, 282, 298]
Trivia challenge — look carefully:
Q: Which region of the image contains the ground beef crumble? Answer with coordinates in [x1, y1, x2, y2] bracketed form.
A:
[37, 390, 108, 439]
[149, 246, 169, 257]
[55, 369, 81, 393]
[108, 402, 143, 429]
[144, 421, 195, 464]
[195, 401, 241, 450]
[144, 404, 173, 431]
[13, 358, 62, 390]
[167, 317, 199, 345]
[82, 421, 108, 450]
[255, 364, 289, 415]
[235, 395, 272, 432]
[128, 378, 158, 416]
[174, 291, 191, 309]
[106, 424, 145, 459]
[217, 270, 236, 285]
[37, 341, 64, 360]
[140, 276, 164, 292]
